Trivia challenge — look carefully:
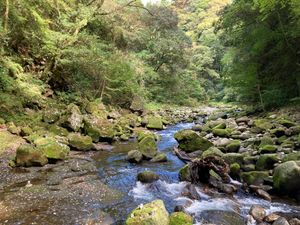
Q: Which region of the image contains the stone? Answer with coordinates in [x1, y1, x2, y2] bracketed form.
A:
[137, 171, 159, 183]
[264, 213, 280, 223]
[241, 171, 269, 185]
[256, 154, 279, 170]
[201, 147, 224, 158]
[273, 161, 300, 193]
[7, 122, 21, 135]
[63, 103, 83, 132]
[259, 145, 277, 154]
[271, 128, 286, 138]
[43, 109, 61, 124]
[15, 144, 48, 167]
[222, 153, 244, 165]
[150, 153, 167, 162]
[273, 217, 290, 225]
[192, 124, 202, 131]
[283, 152, 300, 162]
[213, 122, 226, 129]
[125, 200, 169, 225]
[130, 95, 145, 113]
[169, 212, 193, 225]
[254, 119, 273, 131]
[20, 126, 33, 137]
[174, 130, 213, 153]
[256, 189, 271, 201]
[181, 183, 201, 200]
[236, 116, 250, 124]
[289, 218, 300, 225]
[230, 163, 240, 178]
[85, 99, 107, 119]
[278, 119, 296, 128]
[68, 133, 93, 151]
[179, 164, 191, 182]
[212, 128, 230, 137]
[259, 136, 274, 147]
[138, 135, 158, 159]
[84, 116, 115, 142]
[226, 140, 241, 152]
[34, 137, 70, 160]
[249, 205, 266, 221]
[146, 116, 164, 130]
[127, 150, 143, 163]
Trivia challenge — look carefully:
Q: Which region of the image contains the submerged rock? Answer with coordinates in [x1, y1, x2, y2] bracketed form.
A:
[174, 129, 213, 153]
[137, 171, 159, 183]
[125, 199, 169, 225]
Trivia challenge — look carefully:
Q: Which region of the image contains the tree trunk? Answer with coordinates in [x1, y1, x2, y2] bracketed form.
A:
[3, 0, 9, 33]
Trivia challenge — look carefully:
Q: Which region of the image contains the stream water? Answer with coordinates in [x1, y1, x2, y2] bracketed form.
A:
[94, 122, 300, 225]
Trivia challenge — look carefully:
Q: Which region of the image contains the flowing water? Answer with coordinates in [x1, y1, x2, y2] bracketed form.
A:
[94, 122, 300, 225]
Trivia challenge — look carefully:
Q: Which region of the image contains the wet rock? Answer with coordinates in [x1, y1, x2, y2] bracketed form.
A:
[146, 115, 164, 130]
[169, 212, 193, 225]
[283, 152, 300, 162]
[138, 135, 158, 159]
[125, 199, 169, 225]
[137, 171, 159, 183]
[213, 122, 226, 129]
[264, 213, 280, 223]
[200, 210, 245, 225]
[15, 144, 48, 167]
[179, 164, 191, 182]
[181, 183, 201, 200]
[256, 154, 280, 170]
[289, 218, 300, 225]
[92, 143, 114, 151]
[256, 189, 271, 201]
[174, 130, 213, 153]
[241, 171, 269, 185]
[213, 138, 231, 148]
[254, 119, 273, 131]
[174, 205, 185, 212]
[150, 153, 167, 162]
[230, 163, 240, 178]
[273, 217, 290, 225]
[34, 137, 70, 160]
[192, 124, 202, 131]
[249, 205, 266, 222]
[63, 103, 83, 132]
[212, 128, 231, 137]
[273, 160, 300, 194]
[127, 150, 143, 163]
[68, 133, 93, 151]
[226, 140, 241, 152]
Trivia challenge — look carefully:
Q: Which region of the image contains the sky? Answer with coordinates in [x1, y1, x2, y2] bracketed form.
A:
[141, 0, 161, 5]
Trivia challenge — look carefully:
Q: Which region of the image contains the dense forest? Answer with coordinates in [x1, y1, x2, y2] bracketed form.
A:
[0, 0, 300, 225]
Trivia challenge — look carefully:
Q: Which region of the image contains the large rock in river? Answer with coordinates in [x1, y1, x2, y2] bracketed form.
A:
[174, 129, 213, 153]
[138, 135, 158, 159]
[146, 116, 164, 130]
[169, 212, 193, 225]
[125, 199, 169, 225]
[273, 161, 300, 193]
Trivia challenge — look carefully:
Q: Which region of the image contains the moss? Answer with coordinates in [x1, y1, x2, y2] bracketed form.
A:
[278, 119, 296, 128]
[85, 99, 107, 119]
[138, 135, 157, 159]
[283, 152, 300, 162]
[150, 153, 167, 162]
[125, 200, 169, 225]
[230, 163, 240, 177]
[201, 147, 224, 158]
[222, 153, 244, 165]
[271, 128, 286, 137]
[68, 133, 93, 151]
[84, 116, 115, 142]
[20, 126, 33, 136]
[146, 116, 164, 130]
[256, 154, 279, 170]
[169, 212, 193, 225]
[254, 119, 273, 131]
[179, 164, 191, 181]
[34, 137, 70, 160]
[259, 136, 274, 147]
[226, 140, 241, 152]
[212, 128, 230, 137]
[259, 145, 277, 154]
[0, 130, 24, 155]
[15, 144, 48, 167]
[241, 171, 269, 185]
[137, 171, 159, 183]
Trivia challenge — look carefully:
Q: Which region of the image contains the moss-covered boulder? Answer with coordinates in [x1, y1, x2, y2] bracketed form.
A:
[259, 145, 277, 154]
[271, 128, 286, 137]
[68, 133, 93, 151]
[84, 116, 115, 142]
[125, 199, 169, 225]
[127, 150, 143, 163]
[254, 119, 273, 131]
[20, 126, 33, 137]
[7, 122, 21, 135]
[130, 95, 145, 113]
[138, 135, 158, 159]
[169, 212, 193, 225]
[146, 116, 164, 130]
[226, 140, 241, 152]
[150, 153, 167, 162]
[63, 103, 83, 132]
[273, 161, 300, 193]
[213, 122, 226, 130]
[212, 128, 230, 137]
[34, 137, 70, 160]
[278, 119, 296, 128]
[15, 144, 48, 167]
[256, 154, 279, 170]
[179, 164, 191, 181]
[230, 163, 240, 178]
[137, 171, 159, 183]
[283, 152, 300, 162]
[174, 130, 213, 153]
[85, 99, 107, 119]
[241, 171, 269, 185]
[43, 109, 61, 124]
[222, 153, 244, 165]
[259, 136, 274, 147]
[201, 147, 224, 158]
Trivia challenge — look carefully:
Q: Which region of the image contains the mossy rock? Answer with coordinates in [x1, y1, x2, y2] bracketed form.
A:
[7, 122, 21, 135]
[271, 128, 286, 137]
[138, 135, 158, 159]
[254, 119, 273, 131]
[43, 109, 61, 124]
[241, 171, 269, 185]
[283, 152, 300, 162]
[273, 161, 300, 193]
[137, 171, 159, 183]
[15, 144, 48, 167]
[68, 133, 93, 151]
[201, 147, 224, 158]
[230, 163, 241, 178]
[0, 130, 24, 155]
[127, 150, 143, 163]
[169, 212, 193, 225]
[85, 99, 107, 119]
[130, 95, 145, 113]
[243, 156, 258, 165]
[174, 130, 213, 153]
[212, 128, 231, 137]
[146, 116, 164, 130]
[222, 153, 244, 165]
[84, 116, 115, 142]
[34, 137, 70, 160]
[213, 122, 226, 130]
[226, 140, 241, 152]
[259, 145, 277, 154]
[256, 154, 279, 170]
[179, 164, 191, 182]
[278, 119, 296, 128]
[20, 126, 33, 137]
[150, 153, 167, 162]
[48, 125, 69, 137]
[62, 103, 84, 132]
[259, 136, 274, 147]
[125, 199, 169, 225]
[0, 118, 6, 124]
